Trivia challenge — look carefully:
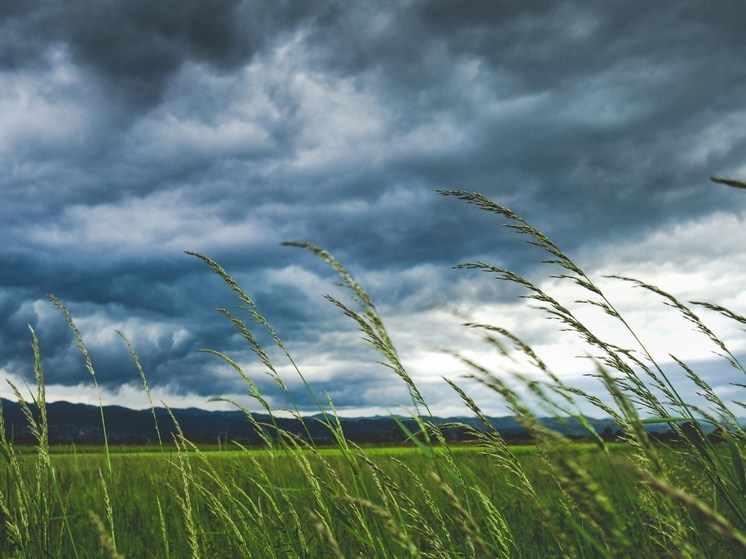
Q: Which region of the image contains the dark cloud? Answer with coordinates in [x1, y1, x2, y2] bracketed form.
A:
[301, 0, 746, 239]
[1, 0, 745, 413]
[0, 0, 325, 105]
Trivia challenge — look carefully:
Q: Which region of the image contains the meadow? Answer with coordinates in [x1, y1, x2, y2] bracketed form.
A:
[1, 191, 744, 558]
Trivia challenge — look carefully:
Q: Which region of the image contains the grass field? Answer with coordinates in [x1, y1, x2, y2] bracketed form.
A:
[1, 191, 744, 558]
[1, 443, 740, 558]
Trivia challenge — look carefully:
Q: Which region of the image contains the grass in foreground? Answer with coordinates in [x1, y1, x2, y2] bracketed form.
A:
[0, 190, 744, 558]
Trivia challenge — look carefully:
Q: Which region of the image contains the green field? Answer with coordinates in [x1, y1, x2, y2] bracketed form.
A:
[1, 442, 740, 558]
[1, 192, 744, 558]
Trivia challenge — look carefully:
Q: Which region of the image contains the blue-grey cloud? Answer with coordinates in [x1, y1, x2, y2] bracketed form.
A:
[1, 0, 745, 414]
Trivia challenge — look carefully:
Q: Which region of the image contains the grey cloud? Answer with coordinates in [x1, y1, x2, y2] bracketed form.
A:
[0, 0, 324, 105]
[303, 0, 746, 234]
[1, 1, 745, 413]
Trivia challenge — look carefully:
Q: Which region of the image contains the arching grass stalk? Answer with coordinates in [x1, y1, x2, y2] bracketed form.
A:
[282, 242, 473, 498]
[185, 251, 330, 444]
[439, 191, 727, 437]
[281, 242, 429, 418]
[438, 191, 672, 412]
[117, 330, 163, 450]
[48, 295, 112, 478]
[200, 349, 281, 450]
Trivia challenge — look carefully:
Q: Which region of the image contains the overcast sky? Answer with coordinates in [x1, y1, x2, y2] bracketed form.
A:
[1, 0, 745, 418]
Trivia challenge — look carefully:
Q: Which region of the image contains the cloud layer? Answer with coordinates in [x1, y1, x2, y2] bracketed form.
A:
[2, 1, 745, 415]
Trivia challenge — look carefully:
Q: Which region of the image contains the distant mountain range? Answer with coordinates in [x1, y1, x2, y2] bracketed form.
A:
[0, 398, 719, 446]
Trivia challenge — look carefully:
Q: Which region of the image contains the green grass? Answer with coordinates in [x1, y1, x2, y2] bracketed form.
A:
[1, 190, 744, 558]
[0, 444, 739, 557]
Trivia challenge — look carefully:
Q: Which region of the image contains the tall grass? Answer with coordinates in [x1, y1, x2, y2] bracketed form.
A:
[0, 191, 744, 558]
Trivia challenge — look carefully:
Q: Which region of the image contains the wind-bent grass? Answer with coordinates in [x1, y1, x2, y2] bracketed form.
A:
[117, 330, 163, 450]
[48, 295, 113, 478]
[0, 191, 743, 558]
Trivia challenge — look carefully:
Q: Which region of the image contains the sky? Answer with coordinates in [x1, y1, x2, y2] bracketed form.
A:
[1, 0, 745, 418]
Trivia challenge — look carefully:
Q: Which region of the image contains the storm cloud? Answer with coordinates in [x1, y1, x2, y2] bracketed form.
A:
[1, 1, 745, 415]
